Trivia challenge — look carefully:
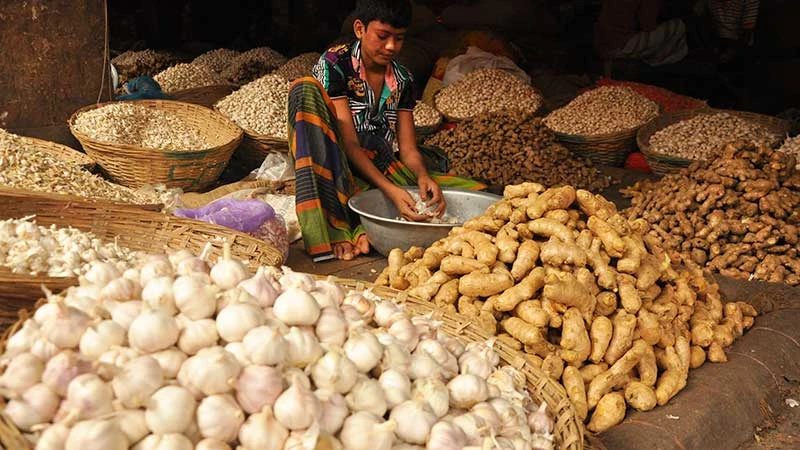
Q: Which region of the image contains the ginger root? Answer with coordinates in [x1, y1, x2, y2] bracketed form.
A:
[624, 382, 657, 412]
[563, 366, 589, 421]
[587, 391, 626, 433]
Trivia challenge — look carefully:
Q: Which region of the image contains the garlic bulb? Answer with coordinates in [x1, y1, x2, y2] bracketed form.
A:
[312, 278, 345, 308]
[20, 384, 60, 424]
[238, 406, 288, 450]
[234, 365, 283, 414]
[40, 350, 90, 396]
[391, 400, 438, 444]
[388, 318, 419, 351]
[447, 374, 489, 409]
[216, 300, 265, 343]
[242, 325, 287, 366]
[528, 403, 554, 435]
[427, 421, 468, 450]
[65, 419, 127, 450]
[459, 343, 499, 379]
[139, 255, 174, 286]
[100, 277, 141, 303]
[279, 268, 315, 292]
[63, 373, 113, 421]
[30, 338, 60, 362]
[195, 439, 233, 450]
[82, 262, 120, 287]
[285, 327, 323, 368]
[173, 275, 218, 320]
[273, 288, 321, 326]
[342, 292, 375, 320]
[412, 378, 450, 418]
[373, 300, 403, 328]
[378, 369, 411, 408]
[345, 377, 387, 417]
[340, 305, 363, 324]
[117, 409, 149, 444]
[79, 320, 126, 360]
[451, 413, 483, 444]
[128, 309, 179, 353]
[0, 352, 44, 395]
[408, 349, 442, 381]
[111, 355, 164, 408]
[35, 422, 71, 450]
[5, 399, 46, 431]
[315, 389, 348, 435]
[273, 372, 321, 430]
[311, 347, 358, 394]
[343, 327, 383, 373]
[416, 339, 458, 378]
[104, 300, 142, 331]
[41, 303, 90, 349]
[145, 385, 197, 434]
[5, 319, 39, 357]
[379, 341, 411, 375]
[224, 342, 251, 366]
[315, 307, 348, 346]
[391, 446, 425, 450]
[133, 433, 193, 450]
[210, 244, 249, 289]
[179, 346, 241, 397]
[196, 394, 245, 443]
[142, 276, 178, 315]
[471, 402, 502, 433]
[238, 267, 279, 308]
[149, 347, 187, 379]
[339, 412, 396, 450]
[284, 422, 321, 450]
[177, 318, 219, 355]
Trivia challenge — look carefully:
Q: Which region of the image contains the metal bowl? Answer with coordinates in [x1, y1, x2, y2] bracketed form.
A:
[348, 187, 501, 256]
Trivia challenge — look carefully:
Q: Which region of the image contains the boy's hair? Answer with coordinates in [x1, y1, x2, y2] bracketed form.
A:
[354, 0, 412, 29]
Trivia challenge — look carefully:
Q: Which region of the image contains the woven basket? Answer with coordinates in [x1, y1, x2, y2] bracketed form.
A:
[326, 276, 585, 450]
[637, 108, 793, 176]
[553, 127, 639, 168]
[180, 179, 295, 208]
[0, 186, 162, 211]
[169, 84, 239, 109]
[0, 191, 284, 327]
[17, 136, 96, 170]
[68, 100, 243, 191]
[233, 131, 290, 173]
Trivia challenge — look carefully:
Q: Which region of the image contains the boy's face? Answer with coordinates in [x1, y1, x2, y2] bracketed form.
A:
[354, 19, 407, 67]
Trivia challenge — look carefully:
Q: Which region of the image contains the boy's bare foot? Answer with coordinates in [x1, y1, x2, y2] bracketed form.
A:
[333, 242, 356, 260]
[354, 234, 370, 255]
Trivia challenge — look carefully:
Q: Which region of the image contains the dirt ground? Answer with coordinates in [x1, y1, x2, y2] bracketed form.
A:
[739, 372, 800, 450]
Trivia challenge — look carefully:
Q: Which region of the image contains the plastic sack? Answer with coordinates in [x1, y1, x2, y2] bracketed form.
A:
[174, 198, 289, 259]
[251, 152, 295, 182]
[442, 46, 531, 87]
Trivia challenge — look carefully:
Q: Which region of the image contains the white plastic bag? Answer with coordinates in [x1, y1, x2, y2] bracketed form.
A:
[442, 46, 531, 87]
[251, 152, 295, 182]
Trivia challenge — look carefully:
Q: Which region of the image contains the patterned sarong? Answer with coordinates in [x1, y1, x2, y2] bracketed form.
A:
[288, 77, 485, 261]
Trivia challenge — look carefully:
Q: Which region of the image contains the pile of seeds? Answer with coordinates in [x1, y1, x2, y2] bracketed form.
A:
[0, 129, 159, 204]
[153, 63, 227, 93]
[435, 69, 542, 121]
[273, 52, 321, 81]
[216, 74, 290, 139]
[111, 49, 179, 84]
[413, 101, 442, 129]
[424, 110, 611, 190]
[779, 135, 800, 168]
[544, 86, 659, 136]
[222, 47, 287, 85]
[72, 103, 209, 151]
[192, 48, 241, 74]
[649, 112, 782, 160]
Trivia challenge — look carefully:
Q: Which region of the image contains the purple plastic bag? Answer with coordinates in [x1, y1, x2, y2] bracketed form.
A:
[175, 198, 276, 234]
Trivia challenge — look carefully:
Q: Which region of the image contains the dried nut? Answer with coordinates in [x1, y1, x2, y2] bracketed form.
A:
[221, 47, 287, 85]
[154, 63, 227, 93]
[111, 49, 179, 84]
[192, 48, 241, 74]
[544, 86, 659, 136]
[274, 53, 321, 82]
[413, 101, 442, 129]
[215, 74, 290, 139]
[778, 135, 800, 169]
[435, 68, 542, 121]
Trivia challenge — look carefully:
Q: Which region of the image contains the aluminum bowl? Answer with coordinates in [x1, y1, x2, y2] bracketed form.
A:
[348, 187, 501, 256]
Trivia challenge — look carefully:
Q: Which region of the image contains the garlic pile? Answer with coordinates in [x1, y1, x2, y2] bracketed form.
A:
[215, 74, 290, 139]
[544, 86, 660, 136]
[0, 249, 556, 450]
[0, 217, 145, 276]
[435, 68, 543, 121]
[153, 63, 228, 93]
[413, 101, 442, 130]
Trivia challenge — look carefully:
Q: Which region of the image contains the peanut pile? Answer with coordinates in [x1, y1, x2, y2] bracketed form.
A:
[73, 103, 209, 151]
[222, 47, 287, 85]
[624, 141, 800, 285]
[413, 101, 442, 129]
[544, 86, 659, 136]
[153, 63, 227, 93]
[192, 48, 241, 74]
[216, 74, 290, 139]
[273, 52, 321, 82]
[778, 135, 800, 169]
[435, 69, 542, 121]
[423, 111, 611, 191]
[111, 49, 179, 84]
[0, 129, 159, 204]
[649, 112, 781, 160]
[378, 183, 755, 432]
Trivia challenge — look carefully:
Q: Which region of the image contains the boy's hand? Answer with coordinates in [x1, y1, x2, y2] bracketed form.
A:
[418, 175, 446, 217]
[387, 186, 429, 222]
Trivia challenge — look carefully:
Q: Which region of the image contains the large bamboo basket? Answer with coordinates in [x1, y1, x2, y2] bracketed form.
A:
[69, 100, 243, 191]
[0, 191, 284, 328]
[327, 276, 586, 450]
[11, 135, 96, 170]
[637, 108, 792, 176]
[234, 130, 290, 174]
[0, 186, 162, 211]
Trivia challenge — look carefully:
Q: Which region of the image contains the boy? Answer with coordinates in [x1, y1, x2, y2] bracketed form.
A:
[288, 0, 483, 262]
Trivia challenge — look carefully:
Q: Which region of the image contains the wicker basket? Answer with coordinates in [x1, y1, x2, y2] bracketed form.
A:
[169, 84, 239, 109]
[553, 127, 638, 168]
[19, 136, 96, 170]
[0, 186, 162, 211]
[68, 100, 243, 191]
[0, 191, 284, 326]
[637, 108, 793, 176]
[326, 276, 586, 450]
[233, 131, 290, 173]
[180, 179, 295, 208]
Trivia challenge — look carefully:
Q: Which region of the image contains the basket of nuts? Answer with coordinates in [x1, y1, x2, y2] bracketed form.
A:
[413, 100, 443, 137]
[544, 86, 661, 167]
[69, 100, 243, 191]
[637, 108, 791, 176]
[434, 68, 543, 122]
[215, 74, 291, 172]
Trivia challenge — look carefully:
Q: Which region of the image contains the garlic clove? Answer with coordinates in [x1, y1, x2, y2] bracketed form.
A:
[273, 288, 321, 326]
[209, 243, 249, 290]
[216, 300, 265, 343]
[128, 309, 180, 353]
[145, 385, 197, 434]
[196, 394, 245, 443]
[238, 267, 279, 308]
[242, 325, 287, 366]
[273, 372, 321, 430]
[447, 374, 489, 409]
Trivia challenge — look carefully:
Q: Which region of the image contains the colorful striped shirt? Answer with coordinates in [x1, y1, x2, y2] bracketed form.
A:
[312, 40, 415, 147]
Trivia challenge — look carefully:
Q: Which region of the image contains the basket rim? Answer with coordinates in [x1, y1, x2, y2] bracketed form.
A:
[167, 83, 240, 96]
[0, 186, 163, 210]
[68, 99, 244, 155]
[20, 135, 96, 168]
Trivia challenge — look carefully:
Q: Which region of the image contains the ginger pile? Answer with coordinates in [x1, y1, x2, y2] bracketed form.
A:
[377, 183, 756, 432]
[624, 141, 800, 285]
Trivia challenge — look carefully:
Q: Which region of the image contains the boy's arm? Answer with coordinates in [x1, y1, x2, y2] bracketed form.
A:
[396, 110, 429, 180]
